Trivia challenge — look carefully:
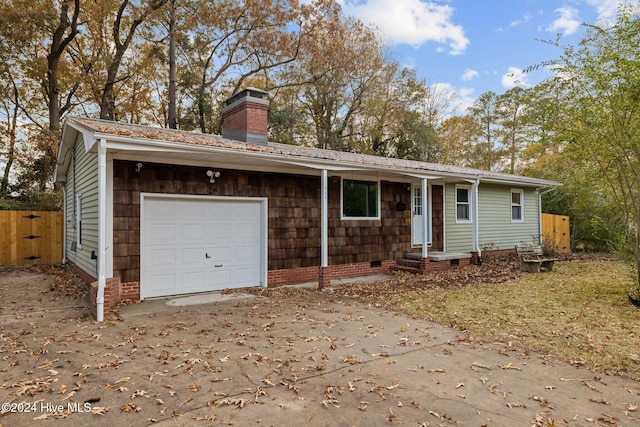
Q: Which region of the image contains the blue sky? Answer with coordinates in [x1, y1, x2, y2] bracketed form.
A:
[337, 0, 623, 113]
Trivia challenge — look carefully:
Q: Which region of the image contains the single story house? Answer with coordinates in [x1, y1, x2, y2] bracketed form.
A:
[54, 88, 558, 321]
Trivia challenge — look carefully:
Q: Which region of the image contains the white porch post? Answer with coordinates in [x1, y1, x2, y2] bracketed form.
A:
[421, 178, 429, 259]
[471, 179, 480, 258]
[96, 138, 107, 322]
[320, 169, 329, 288]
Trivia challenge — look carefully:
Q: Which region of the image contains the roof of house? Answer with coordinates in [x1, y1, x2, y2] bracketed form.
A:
[55, 117, 559, 188]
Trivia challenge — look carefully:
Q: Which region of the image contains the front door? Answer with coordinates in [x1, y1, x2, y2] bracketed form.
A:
[412, 184, 444, 250]
[412, 185, 427, 246]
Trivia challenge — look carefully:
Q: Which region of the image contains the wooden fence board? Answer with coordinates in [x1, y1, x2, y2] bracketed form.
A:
[542, 213, 571, 253]
[0, 211, 63, 266]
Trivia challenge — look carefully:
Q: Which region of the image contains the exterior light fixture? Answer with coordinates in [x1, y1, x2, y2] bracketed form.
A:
[206, 170, 221, 183]
[135, 162, 143, 172]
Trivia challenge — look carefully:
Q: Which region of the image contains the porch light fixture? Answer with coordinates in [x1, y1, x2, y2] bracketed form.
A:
[206, 169, 221, 183]
[135, 162, 143, 172]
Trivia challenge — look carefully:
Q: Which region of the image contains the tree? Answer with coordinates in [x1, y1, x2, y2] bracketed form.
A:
[547, 3, 640, 295]
[467, 91, 505, 171]
[79, 0, 168, 121]
[176, 0, 304, 133]
[296, 9, 386, 151]
[496, 87, 526, 174]
[436, 115, 482, 166]
[0, 0, 81, 198]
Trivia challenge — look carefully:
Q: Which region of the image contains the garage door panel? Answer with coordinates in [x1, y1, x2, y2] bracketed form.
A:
[182, 247, 204, 263]
[208, 247, 230, 262]
[149, 274, 176, 294]
[150, 248, 176, 267]
[208, 224, 232, 240]
[182, 223, 206, 240]
[142, 196, 265, 299]
[236, 245, 259, 262]
[237, 223, 258, 239]
[207, 270, 230, 287]
[149, 224, 177, 244]
[181, 271, 205, 291]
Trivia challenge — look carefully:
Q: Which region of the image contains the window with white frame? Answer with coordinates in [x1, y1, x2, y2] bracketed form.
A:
[456, 185, 471, 222]
[511, 189, 524, 222]
[342, 179, 379, 219]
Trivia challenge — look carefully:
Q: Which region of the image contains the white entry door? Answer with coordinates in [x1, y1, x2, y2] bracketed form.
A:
[412, 184, 431, 247]
[412, 185, 423, 246]
[141, 195, 266, 299]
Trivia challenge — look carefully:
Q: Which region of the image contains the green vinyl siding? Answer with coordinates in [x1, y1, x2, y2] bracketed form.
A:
[477, 184, 539, 250]
[64, 133, 99, 278]
[444, 183, 540, 252]
[444, 183, 472, 251]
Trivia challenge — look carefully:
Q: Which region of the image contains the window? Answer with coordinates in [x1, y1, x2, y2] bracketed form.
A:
[456, 185, 471, 222]
[75, 193, 82, 249]
[511, 189, 524, 222]
[342, 179, 379, 219]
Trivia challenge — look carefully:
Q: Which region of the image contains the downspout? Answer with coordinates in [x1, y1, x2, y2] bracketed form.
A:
[320, 169, 328, 289]
[472, 179, 481, 263]
[62, 187, 67, 264]
[421, 178, 429, 259]
[96, 138, 107, 322]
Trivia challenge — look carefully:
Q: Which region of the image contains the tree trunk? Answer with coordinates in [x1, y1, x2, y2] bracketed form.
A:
[0, 83, 19, 194]
[168, 0, 177, 129]
[46, 0, 80, 132]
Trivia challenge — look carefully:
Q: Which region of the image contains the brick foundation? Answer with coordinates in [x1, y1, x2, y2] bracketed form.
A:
[269, 259, 395, 288]
[121, 281, 140, 301]
[66, 260, 96, 285]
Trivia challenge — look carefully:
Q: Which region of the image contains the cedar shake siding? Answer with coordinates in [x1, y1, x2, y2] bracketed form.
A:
[112, 160, 412, 284]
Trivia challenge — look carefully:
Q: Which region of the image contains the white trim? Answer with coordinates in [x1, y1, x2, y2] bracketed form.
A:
[106, 153, 114, 277]
[511, 188, 524, 223]
[421, 178, 429, 259]
[97, 138, 107, 322]
[340, 178, 381, 220]
[472, 180, 480, 255]
[442, 184, 447, 252]
[455, 184, 472, 224]
[139, 193, 268, 300]
[321, 170, 328, 267]
[411, 182, 433, 248]
[62, 187, 67, 264]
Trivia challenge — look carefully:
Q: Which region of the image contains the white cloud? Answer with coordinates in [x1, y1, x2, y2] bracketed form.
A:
[585, 0, 620, 21]
[501, 67, 530, 89]
[455, 87, 476, 113]
[461, 69, 478, 82]
[547, 7, 581, 35]
[340, 0, 469, 55]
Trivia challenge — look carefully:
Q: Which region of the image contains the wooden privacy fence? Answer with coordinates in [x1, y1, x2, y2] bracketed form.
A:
[542, 213, 571, 253]
[0, 211, 63, 266]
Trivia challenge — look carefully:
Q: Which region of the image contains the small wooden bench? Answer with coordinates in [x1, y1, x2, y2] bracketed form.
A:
[516, 244, 559, 272]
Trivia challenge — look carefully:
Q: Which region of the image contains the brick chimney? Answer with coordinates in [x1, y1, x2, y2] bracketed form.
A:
[221, 87, 269, 145]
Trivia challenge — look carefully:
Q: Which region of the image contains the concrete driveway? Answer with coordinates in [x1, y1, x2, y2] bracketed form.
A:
[0, 267, 638, 426]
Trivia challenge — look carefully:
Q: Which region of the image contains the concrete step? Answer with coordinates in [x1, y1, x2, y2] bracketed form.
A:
[390, 264, 423, 274]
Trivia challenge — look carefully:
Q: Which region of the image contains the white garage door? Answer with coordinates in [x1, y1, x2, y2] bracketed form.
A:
[141, 195, 266, 299]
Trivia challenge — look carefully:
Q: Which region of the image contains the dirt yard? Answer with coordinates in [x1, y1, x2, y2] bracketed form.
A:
[1, 265, 639, 426]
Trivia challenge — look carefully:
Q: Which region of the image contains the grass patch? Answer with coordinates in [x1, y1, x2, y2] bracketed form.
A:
[392, 260, 640, 378]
